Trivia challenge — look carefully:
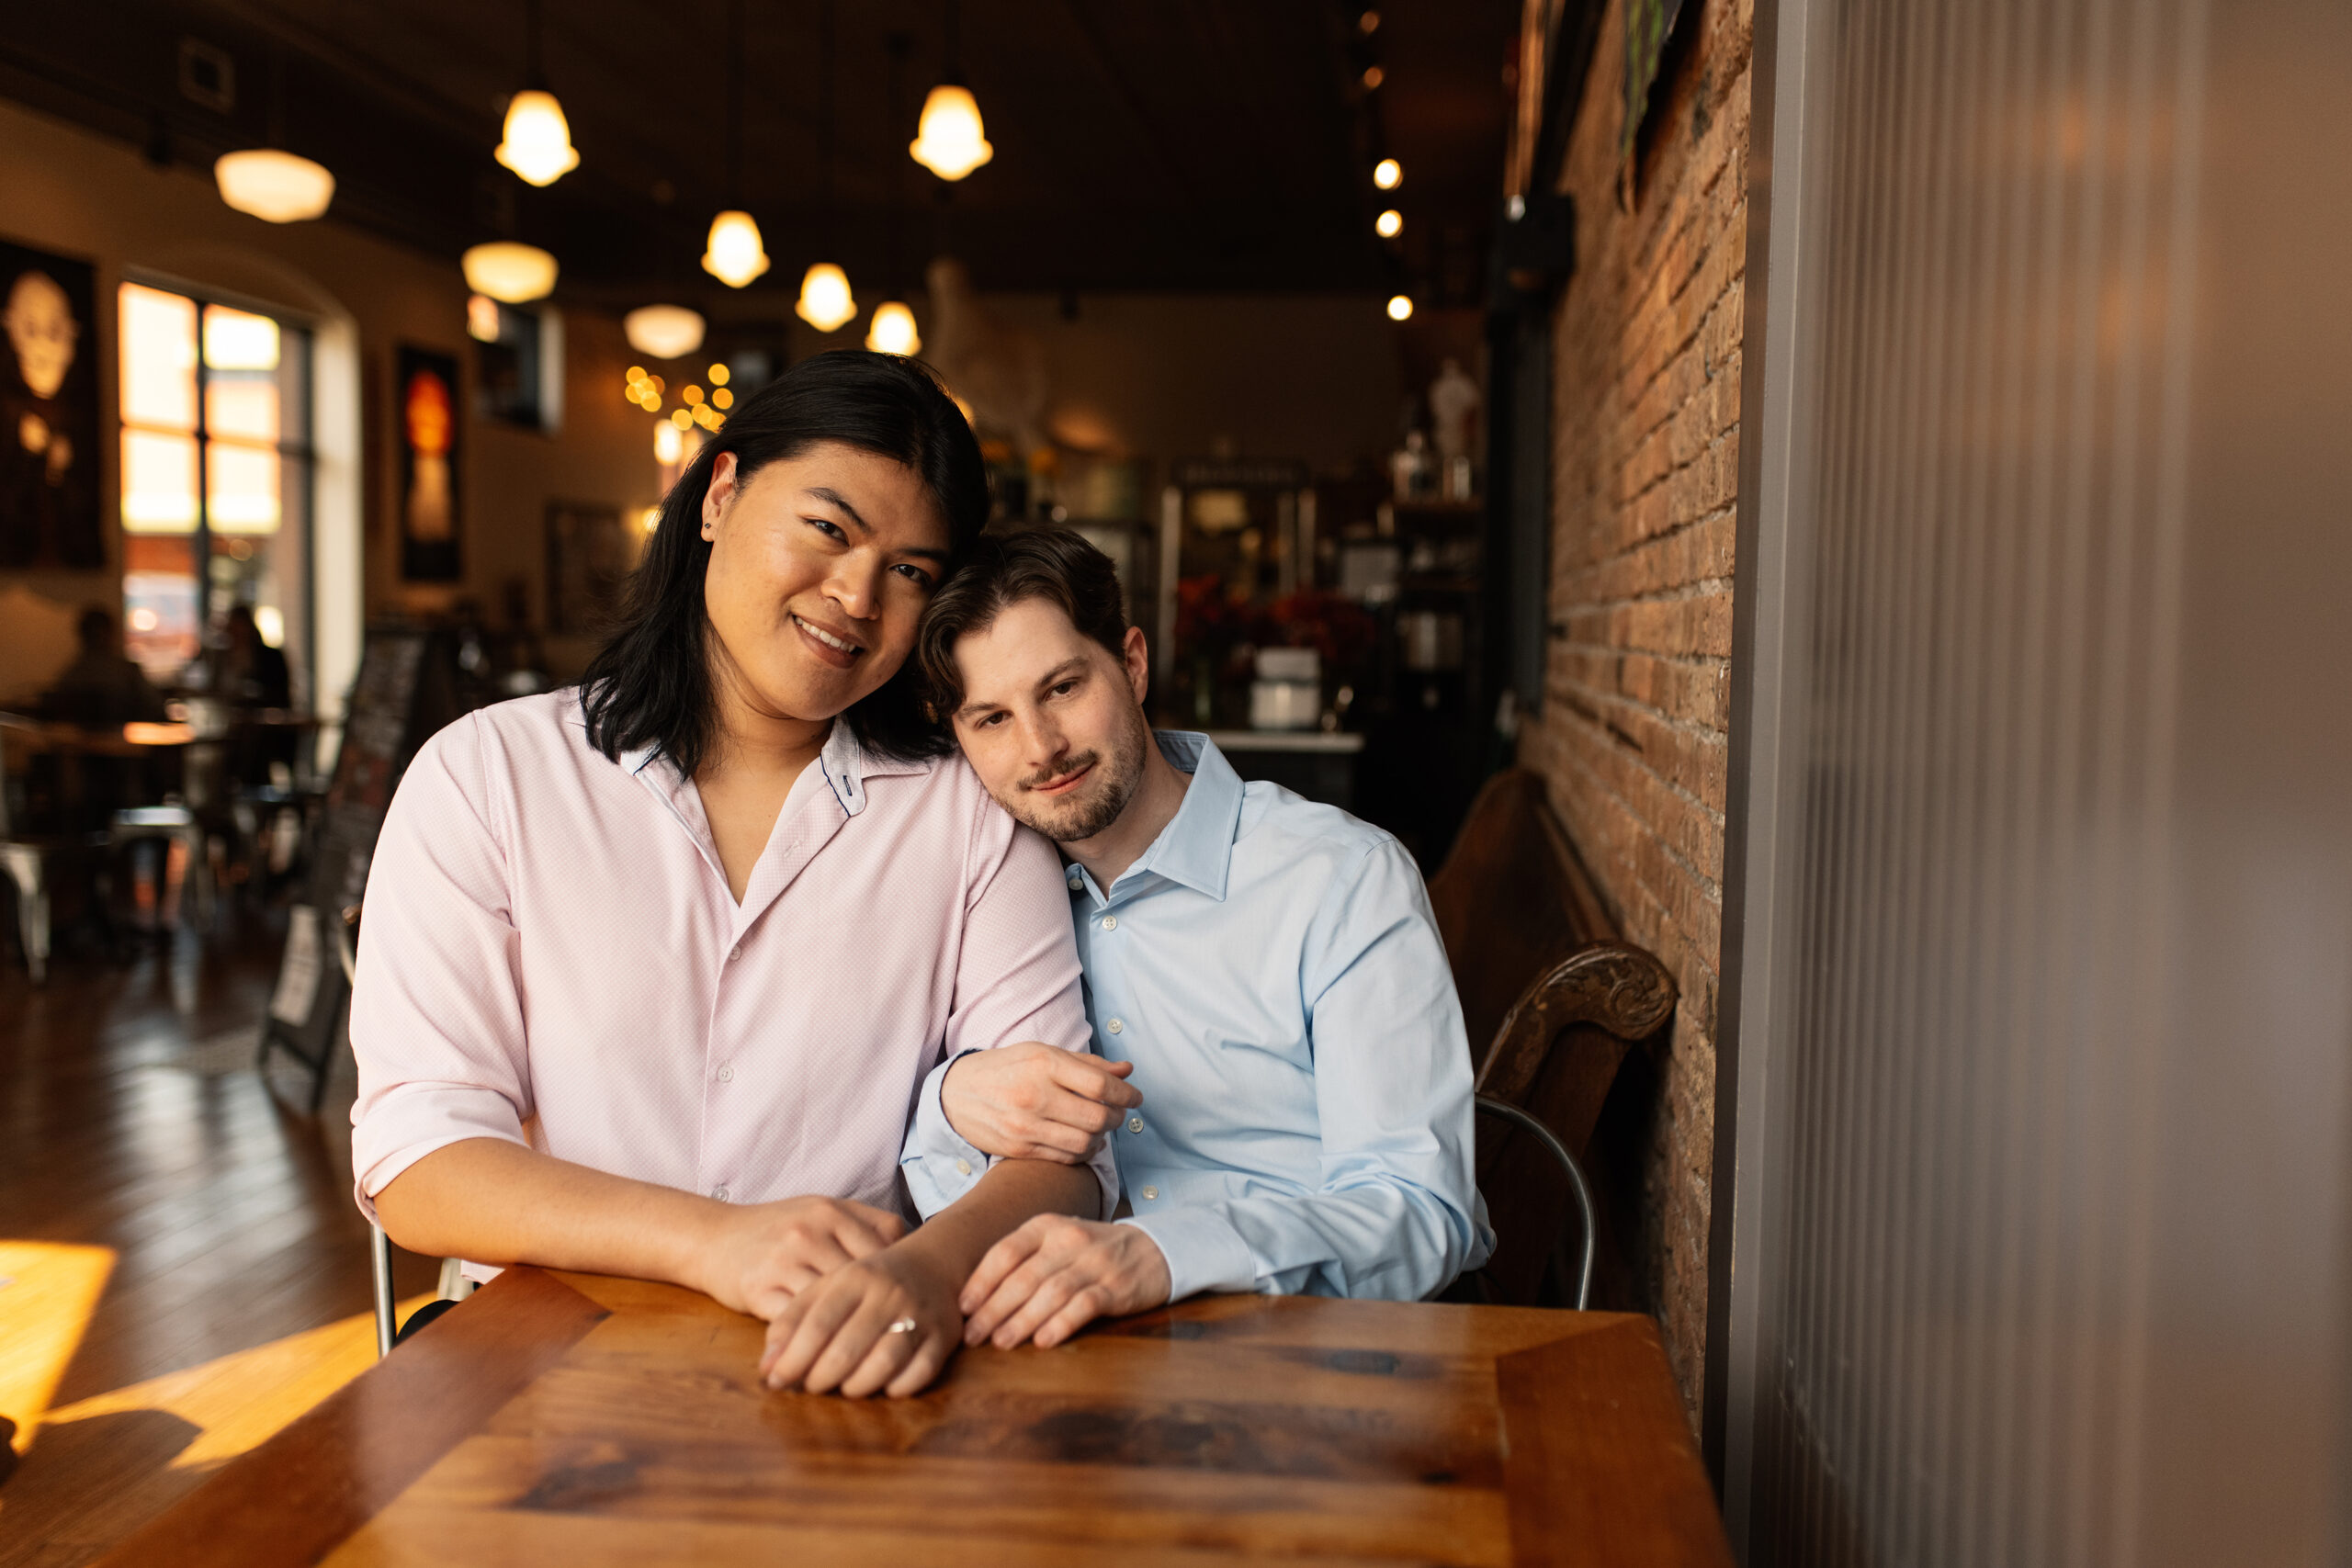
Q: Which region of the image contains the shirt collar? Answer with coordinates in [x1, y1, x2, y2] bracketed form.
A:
[1129, 729, 1244, 900]
[617, 716, 927, 821]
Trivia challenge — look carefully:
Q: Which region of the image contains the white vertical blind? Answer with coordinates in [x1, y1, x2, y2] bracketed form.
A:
[1720, 0, 2352, 1560]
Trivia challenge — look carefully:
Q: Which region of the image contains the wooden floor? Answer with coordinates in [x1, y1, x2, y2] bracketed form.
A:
[0, 914, 439, 1564]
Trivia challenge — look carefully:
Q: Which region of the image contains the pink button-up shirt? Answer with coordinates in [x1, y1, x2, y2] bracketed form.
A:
[348, 690, 1111, 1228]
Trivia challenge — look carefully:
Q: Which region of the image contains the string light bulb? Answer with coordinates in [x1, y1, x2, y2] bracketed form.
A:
[654, 421, 683, 465]
[910, 84, 993, 180]
[1375, 209, 1403, 238]
[466, 294, 503, 342]
[703, 210, 771, 288]
[865, 300, 922, 355]
[795, 263, 858, 333]
[1374, 158, 1402, 190]
[494, 89, 580, 186]
[1386, 295, 1414, 321]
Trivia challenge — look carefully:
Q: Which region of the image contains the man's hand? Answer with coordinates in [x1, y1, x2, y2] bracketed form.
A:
[959, 1213, 1172, 1349]
[759, 1246, 963, 1398]
[698, 1196, 908, 1322]
[943, 1043, 1142, 1164]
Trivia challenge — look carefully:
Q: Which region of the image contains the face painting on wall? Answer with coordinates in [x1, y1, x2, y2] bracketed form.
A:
[0, 240, 102, 570]
[397, 345, 462, 581]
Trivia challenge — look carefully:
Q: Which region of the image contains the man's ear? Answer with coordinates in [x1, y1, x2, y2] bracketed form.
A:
[701, 451, 738, 540]
[1122, 625, 1150, 706]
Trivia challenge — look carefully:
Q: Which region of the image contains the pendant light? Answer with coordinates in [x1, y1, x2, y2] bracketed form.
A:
[910, 0, 992, 181]
[866, 300, 921, 356]
[216, 44, 335, 223]
[704, 0, 771, 288]
[797, 0, 858, 333]
[624, 305, 706, 360]
[462, 242, 559, 303]
[494, 0, 579, 186]
[866, 35, 922, 355]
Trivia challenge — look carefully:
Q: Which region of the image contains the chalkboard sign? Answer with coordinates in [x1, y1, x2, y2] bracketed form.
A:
[260, 625, 466, 1109]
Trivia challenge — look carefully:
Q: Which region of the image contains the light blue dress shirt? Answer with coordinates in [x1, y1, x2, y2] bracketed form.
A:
[902, 731, 1494, 1303]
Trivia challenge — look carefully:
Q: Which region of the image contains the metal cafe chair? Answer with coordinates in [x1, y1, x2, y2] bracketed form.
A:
[1472, 1093, 1598, 1311]
[330, 904, 467, 1357]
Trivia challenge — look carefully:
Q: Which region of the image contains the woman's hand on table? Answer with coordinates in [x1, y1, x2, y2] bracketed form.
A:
[942, 1043, 1142, 1163]
[758, 1244, 963, 1398]
[959, 1214, 1172, 1349]
[700, 1195, 908, 1321]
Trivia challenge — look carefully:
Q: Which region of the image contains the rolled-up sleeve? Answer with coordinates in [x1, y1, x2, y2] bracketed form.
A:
[1120, 840, 1494, 1302]
[347, 715, 534, 1223]
[900, 809, 1117, 1222]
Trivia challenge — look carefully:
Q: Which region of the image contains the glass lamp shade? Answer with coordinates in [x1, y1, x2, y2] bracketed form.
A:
[494, 89, 580, 186]
[624, 304, 707, 360]
[703, 210, 771, 288]
[795, 263, 857, 333]
[214, 150, 335, 222]
[466, 294, 503, 342]
[910, 84, 994, 180]
[461, 242, 560, 303]
[865, 300, 921, 355]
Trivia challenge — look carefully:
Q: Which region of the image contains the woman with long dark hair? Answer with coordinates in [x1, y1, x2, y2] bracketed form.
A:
[349, 352, 1111, 1398]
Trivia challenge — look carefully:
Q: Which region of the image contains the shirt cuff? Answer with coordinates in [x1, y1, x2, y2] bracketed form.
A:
[899, 1050, 990, 1219]
[1119, 1205, 1260, 1301]
[350, 1085, 530, 1226]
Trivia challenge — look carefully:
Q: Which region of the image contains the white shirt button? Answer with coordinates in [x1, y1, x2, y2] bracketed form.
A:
[712, 1186, 730, 1201]
[955, 1157, 972, 1177]
[1127, 1115, 1144, 1134]
[729, 945, 741, 963]
[716, 1066, 734, 1083]
[1068, 874, 1083, 890]
[1141, 1185, 1159, 1201]
[1106, 1018, 1124, 1034]
[1101, 914, 1117, 931]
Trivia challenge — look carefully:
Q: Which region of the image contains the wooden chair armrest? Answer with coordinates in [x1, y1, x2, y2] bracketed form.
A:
[1474, 941, 1679, 1106]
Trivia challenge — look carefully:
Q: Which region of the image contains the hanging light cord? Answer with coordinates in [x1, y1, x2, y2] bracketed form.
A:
[524, 0, 546, 89]
[726, 0, 746, 206]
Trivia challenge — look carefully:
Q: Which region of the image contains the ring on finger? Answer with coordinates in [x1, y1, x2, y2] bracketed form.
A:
[887, 1316, 920, 1335]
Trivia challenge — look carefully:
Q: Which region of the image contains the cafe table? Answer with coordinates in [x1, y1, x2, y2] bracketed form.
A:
[92, 1267, 1730, 1566]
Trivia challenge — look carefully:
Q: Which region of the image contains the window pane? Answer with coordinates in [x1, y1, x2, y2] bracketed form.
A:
[123, 535, 198, 679]
[119, 284, 197, 431]
[201, 306, 279, 371]
[206, 439, 279, 534]
[205, 377, 279, 443]
[121, 428, 198, 532]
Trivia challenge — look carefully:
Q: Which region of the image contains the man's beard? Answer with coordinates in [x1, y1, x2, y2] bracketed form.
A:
[1001, 704, 1150, 844]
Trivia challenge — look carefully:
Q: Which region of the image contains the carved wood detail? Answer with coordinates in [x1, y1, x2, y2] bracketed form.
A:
[1475, 940, 1679, 1108]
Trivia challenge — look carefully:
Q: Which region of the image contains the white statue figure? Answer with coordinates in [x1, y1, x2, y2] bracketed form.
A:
[1429, 357, 1482, 467]
[924, 255, 1049, 455]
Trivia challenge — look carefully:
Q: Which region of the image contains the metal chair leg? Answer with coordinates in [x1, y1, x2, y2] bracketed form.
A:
[370, 1221, 397, 1359]
[1474, 1094, 1599, 1311]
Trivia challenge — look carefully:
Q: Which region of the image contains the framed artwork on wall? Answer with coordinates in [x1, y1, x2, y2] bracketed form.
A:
[397, 345, 460, 581]
[0, 237, 102, 570]
[544, 499, 634, 636]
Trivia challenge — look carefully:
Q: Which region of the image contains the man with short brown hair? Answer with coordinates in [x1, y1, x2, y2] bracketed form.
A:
[900, 530, 1490, 1349]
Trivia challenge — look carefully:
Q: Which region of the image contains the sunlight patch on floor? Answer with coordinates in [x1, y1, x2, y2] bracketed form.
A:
[0, 1241, 116, 1455]
[37, 1295, 436, 1470]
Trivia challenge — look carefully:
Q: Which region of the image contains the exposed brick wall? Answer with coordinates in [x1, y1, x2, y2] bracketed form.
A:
[1515, 0, 1752, 1421]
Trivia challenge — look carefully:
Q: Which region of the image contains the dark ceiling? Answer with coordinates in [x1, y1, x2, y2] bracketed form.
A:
[0, 0, 1517, 315]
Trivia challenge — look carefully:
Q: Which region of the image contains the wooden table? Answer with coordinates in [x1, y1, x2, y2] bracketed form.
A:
[92, 1268, 1729, 1566]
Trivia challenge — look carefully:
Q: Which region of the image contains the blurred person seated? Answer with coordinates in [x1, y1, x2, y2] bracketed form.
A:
[40, 605, 167, 728]
[212, 604, 292, 710]
[902, 531, 1493, 1350]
